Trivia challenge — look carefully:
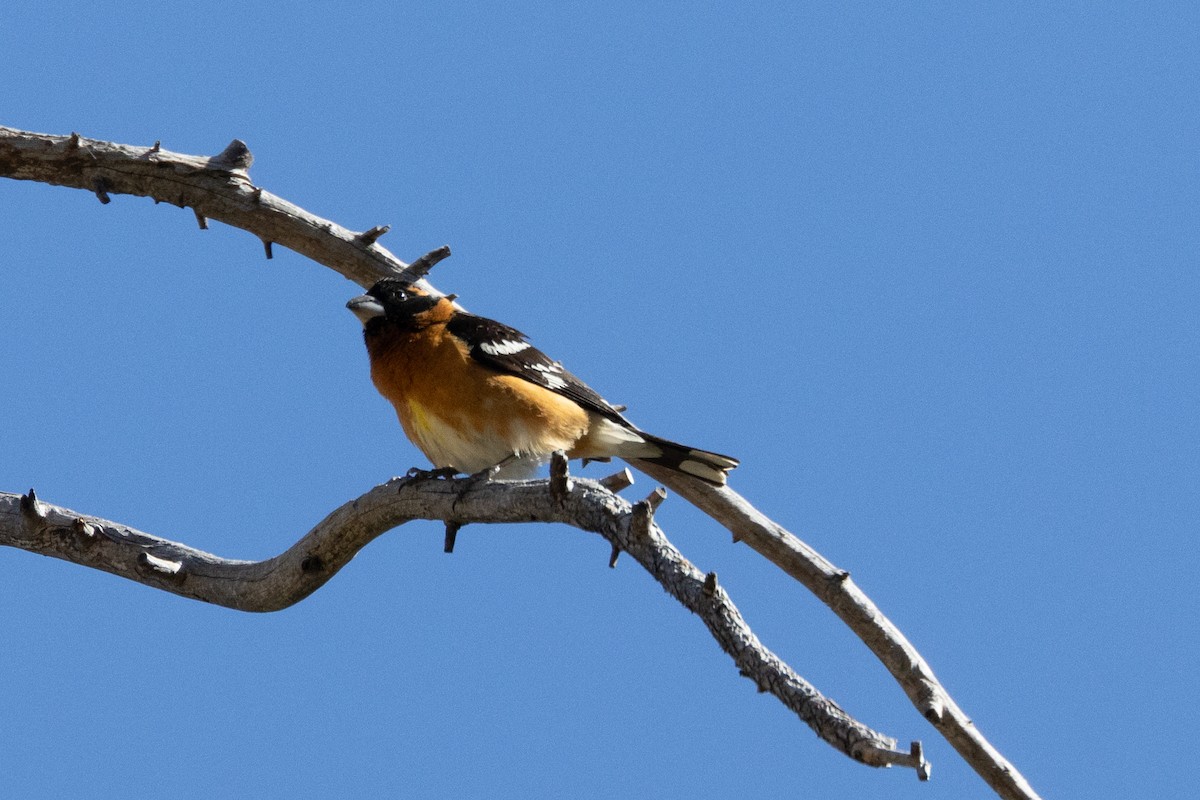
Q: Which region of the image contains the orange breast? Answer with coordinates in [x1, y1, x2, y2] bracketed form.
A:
[367, 322, 590, 472]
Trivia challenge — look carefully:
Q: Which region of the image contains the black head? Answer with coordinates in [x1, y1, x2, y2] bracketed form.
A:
[347, 278, 440, 332]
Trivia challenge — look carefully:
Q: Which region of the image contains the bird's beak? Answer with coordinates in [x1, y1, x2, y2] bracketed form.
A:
[346, 294, 385, 324]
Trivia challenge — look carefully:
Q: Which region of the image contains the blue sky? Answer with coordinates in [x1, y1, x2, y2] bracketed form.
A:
[3, 3, 1197, 798]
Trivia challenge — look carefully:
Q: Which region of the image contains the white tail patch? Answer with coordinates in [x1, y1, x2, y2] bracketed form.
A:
[678, 459, 726, 484]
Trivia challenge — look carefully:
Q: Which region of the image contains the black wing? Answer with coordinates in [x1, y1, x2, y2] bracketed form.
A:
[446, 312, 630, 424]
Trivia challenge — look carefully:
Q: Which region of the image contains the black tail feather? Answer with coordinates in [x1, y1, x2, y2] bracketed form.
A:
[635, 433, 738, 486]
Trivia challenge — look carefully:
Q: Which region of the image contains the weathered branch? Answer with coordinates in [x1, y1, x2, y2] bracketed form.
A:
[0, 125, 1041, 798]
[0, 475, 919, 772]
[0, 126, 411, 290]
[630, 462, 1037, 799]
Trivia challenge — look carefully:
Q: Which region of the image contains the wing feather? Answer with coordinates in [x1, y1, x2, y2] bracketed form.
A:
[446, 313, 629, 424]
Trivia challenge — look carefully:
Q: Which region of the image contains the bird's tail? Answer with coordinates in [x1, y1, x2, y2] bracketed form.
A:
[629, 432, 739, 486]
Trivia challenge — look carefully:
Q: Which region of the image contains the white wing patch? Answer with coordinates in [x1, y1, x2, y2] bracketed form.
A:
[480, 339, 532, 356]
[528, 362, 568, 389]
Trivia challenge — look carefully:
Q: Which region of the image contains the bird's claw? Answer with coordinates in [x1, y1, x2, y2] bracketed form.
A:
[461, 463, 502, 489]
[448, 464, 503, 511]
[404, 466, 460, 481]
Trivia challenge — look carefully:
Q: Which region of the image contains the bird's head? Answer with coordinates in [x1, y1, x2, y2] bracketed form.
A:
[347, 278, 444, 332]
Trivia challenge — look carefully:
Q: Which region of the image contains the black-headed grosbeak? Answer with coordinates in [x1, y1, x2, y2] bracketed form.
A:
[347, 278, 738, 485]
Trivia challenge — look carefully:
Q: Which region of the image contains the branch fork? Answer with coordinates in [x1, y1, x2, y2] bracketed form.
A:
[0, 126, 1042, 800]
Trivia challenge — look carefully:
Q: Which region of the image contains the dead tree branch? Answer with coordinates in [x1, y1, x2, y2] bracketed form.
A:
[630, 462, 1037, 800]
[0, 473, 920, 772]
[0, 125, 1040, 799]
[0, 126, 416, 290]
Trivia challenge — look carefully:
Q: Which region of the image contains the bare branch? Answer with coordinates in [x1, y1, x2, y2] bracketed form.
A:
[402, 244, 453, 283]
[0, 478, 918, 772]
[357, 224, 391, 247]
[0, 126, 414, 290]
[0, 126, 1039, 798]
[442, 520, 462, 553]
[631, 461, 1035, 800]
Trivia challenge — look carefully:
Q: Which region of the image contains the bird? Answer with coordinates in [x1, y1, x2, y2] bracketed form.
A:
[347, 277, 738, 485]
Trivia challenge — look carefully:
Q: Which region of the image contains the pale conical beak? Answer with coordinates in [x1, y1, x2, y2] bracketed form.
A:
[346, 294, 385, 324]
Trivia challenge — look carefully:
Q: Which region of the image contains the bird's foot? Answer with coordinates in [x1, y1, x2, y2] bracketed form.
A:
[448, 464, 503, 512]
[403, 465, 460, 482]
[460, 462, 504, 490]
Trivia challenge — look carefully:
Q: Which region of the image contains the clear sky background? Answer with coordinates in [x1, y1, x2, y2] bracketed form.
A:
[2, 3, 1196, 799]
